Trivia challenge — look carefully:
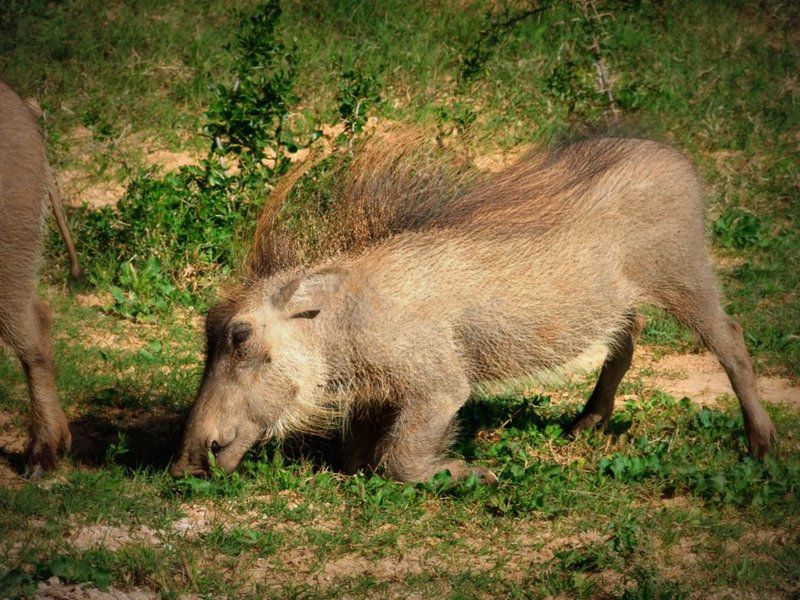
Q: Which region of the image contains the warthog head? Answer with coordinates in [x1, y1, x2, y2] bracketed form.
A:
[170, 269, 344, 477]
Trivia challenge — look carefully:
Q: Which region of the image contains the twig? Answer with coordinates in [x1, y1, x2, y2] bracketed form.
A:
[579, 0, 618, 117]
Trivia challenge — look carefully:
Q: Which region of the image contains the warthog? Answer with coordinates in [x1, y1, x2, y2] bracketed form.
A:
[1, 79, 80, 473]
[172, 131, 777, 483]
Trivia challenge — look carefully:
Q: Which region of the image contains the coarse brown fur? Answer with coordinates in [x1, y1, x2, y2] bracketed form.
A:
[0, 79, 73, 474]
[172, 128, 777, 483]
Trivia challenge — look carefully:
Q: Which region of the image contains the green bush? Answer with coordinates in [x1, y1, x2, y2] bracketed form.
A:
[71, 1, 298, 318]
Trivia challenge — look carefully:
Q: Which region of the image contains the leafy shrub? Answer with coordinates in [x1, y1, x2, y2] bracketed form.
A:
[67, 0, 386, 319]
[71, 1, 298, 317]
[204, 0, 299, 171]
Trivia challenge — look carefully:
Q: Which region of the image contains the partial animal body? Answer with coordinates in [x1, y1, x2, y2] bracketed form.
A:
[172, 134, 777, 483]
[0, 79, 74, 473]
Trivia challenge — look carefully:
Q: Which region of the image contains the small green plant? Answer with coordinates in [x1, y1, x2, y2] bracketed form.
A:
[104, 432, 130, 466]
[206, 526, 283, 557]
[108, 258, 181, 321]
[713, 207, 768, 250]
[344, 474, 419, 510]
[336, 60, 381, 137]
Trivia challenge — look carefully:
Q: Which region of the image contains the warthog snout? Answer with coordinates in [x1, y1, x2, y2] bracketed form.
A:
[171, 411, 262, 478]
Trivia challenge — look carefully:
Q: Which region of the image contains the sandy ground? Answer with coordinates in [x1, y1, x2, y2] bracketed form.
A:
[642, 351, 800, 408]
[34, 579, 156, 600]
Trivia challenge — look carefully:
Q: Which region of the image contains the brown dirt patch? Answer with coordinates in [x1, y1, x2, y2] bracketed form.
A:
[73, 292, 113, 309]
[76, 328, 146, 353]
[473, 145, 531, 172]
[34, 578, 156, 600]
[170, 504, 215, 538]
[0, 411, 27, 454]
[55, 127, 203, 209]
[636, 351, 800, 408]
[58, 169, 126, 209]
[140, 148, 200, 172]
[724, 524, 797, 556]
[69, 524, 161, 551]
[0, 460, 24, 488]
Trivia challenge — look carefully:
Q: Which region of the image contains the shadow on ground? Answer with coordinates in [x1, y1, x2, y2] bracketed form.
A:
[0, 401, 185, 478]
[276, 393, 590, 472]
[2, 390, 622, 479]
[69, 409, 184, 470]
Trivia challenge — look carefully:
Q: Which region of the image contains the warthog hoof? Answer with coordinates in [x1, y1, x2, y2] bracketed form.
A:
[440, 460, 499, 486]
[26, 416, 71, 476]
[567, 411, 609, 438]
[745, 409, 778, 459]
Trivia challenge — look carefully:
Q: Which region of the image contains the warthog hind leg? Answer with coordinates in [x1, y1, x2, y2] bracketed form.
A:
[569, 311, 644, 436]
[663, 279, 777, 457]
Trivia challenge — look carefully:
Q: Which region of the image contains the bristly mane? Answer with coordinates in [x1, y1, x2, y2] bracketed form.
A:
[244, 127, 485, 278]
[244, 127, 637, 280]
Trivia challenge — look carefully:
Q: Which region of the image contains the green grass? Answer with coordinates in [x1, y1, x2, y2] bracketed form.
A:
[1, 304, 798, 597]
[1, 0, 799, 597]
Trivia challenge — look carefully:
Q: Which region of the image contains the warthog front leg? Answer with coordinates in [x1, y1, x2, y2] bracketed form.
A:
[569, 311, 644, 436]
[377, 383, 497, 485]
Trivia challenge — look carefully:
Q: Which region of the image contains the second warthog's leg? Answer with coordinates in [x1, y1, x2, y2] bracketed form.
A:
[377, 380, 497, 485]
[569, 311, 645, 436]
[0, 298, 71, 475]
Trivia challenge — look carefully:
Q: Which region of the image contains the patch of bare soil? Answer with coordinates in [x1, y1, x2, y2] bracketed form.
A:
[69, 524, 161, 551]
[651, 527, 799, 600]
[55, 126, 204, 209]
[0, 411, 28, 487]
[248, 520, 609, 592]
[74, 292, 113, 309]
[0, 411, 27, 454]
[77, 328, 146, 354]
[249, 545, 443, 590]
[56, 124, 126, 206]
[473, 145, 531, 172]
[34, 578, 155, 600]
[723, 523, 797, 557]
[0, 460, 25, 488]
[140, 148, 200, 173]
[58, 169, 125, 209]
[635, 351, 800, 408]
[170, 504, 215, 537]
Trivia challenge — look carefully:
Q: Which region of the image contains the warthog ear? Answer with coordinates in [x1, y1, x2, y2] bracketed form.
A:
[273, 269, 345, 319]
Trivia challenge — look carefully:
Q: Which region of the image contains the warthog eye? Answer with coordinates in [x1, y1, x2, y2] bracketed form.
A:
[230, 322, 252, 349]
